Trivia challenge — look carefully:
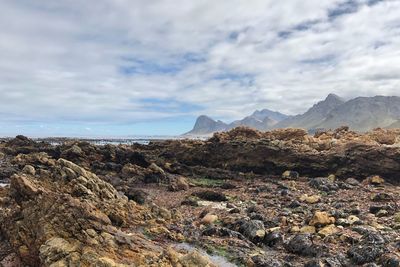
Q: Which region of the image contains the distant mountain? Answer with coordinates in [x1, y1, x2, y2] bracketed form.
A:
[186, 109, 287, 135]
[186, 115, 228, 135]
[274, 94, 345, 129]
[250, 109, 288, 121]
[185, 94, 400, 135]
[316, 96, 400, 131]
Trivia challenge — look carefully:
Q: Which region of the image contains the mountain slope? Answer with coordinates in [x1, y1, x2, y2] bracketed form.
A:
[250, 109, 288, 121]
[274, 94, 345, 129]
[186, 115, 228, 135]
[317, 96, 400, 131]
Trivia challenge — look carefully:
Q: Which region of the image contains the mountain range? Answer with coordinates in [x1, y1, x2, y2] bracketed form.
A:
[186, 94, 400, 135]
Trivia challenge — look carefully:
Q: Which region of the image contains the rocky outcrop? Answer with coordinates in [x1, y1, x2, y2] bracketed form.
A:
[156, 127, 400, 183]
[0, 156, 195, 266]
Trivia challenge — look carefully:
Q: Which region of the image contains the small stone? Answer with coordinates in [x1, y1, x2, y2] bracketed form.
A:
[309, 211, 335, 226]
[328, 174, 336, 182]
[376, 209, 388, 217]
[371, 175, 385, 185]
[394, 213, 400, 223]
[282, 170, 299, 180]
[345, 178, 360, 186]
[299, 226, 317, 234]
[348, 215, 360, 225]
[300, 194, 321, 204]
[201, 214, 218, 225]
[318, 224, 339, 237]
[22, 165, 36, 175]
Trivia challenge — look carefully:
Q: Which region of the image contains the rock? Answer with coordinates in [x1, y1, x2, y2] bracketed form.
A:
[284, 234, 323, 257]
[263, 231, 283, 247]
[348, 244, 386, 265]
[239, 220, 266, 243]
[192, 190, 227, 202]
[125, 188, 148, 204]
[298, 226, 317, 234]
[370, 175, 385, 185]
[39, 237, 78, 266]
[22, 165, 36, 175]
[372, 192, 393, 202]
[394, 213, 400, 223]
[309, 177, 338, 192]
[309, 211, 335, 226]
[179, 250, 216, 267]
[345, 178, 360, 186]
[201, 214, 218, 225]
[169, 176, 190, 191]
[282, 170, 299, 180]
[318, 224, 339, 237]
[300, 194, 321, 204]
[251, 255, 283, 267]
[144, 163, 166, 183]
[376, 209, 389, 217]
[380, 254, 400, 267]
[347, 232, 387, 264]
[10, 174, 40, 201]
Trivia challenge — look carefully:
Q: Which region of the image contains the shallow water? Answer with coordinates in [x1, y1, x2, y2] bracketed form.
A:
[173, 242, 237, 267]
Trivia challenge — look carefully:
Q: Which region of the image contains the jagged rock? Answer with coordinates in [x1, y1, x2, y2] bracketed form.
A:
[0, 158, 178, 266]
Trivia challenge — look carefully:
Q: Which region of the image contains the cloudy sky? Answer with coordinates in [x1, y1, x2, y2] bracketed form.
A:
[1, 0, 399, 136]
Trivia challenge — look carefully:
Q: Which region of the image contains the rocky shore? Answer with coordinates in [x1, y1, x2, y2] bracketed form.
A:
[1, 128, 400, 266]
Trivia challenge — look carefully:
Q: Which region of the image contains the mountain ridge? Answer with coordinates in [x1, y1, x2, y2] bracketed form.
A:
[186, 94, 400, 135]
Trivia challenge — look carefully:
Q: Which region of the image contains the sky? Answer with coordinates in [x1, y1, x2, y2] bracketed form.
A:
[1, 0, 400, 137]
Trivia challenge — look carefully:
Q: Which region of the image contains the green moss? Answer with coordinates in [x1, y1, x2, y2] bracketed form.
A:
[189, 178, 225, 188]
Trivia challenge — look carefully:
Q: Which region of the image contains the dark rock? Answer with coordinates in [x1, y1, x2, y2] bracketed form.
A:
[192, 190, 227, 202]
[202, 227, 245, 239]
[284, 234, 323, 257]
[251, 255, 283, 267]
[125, 189, 148, 204]
[263, 231, 283, 247]
[309, 177, 338, 192]
[347, 232, 387, 264]
[239, 220, 265, 243]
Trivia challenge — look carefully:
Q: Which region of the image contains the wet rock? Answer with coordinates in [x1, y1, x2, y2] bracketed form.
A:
[284, 234, 323, 257]
[179, 250, 216, 267]
[263, 231, 283, 247]
[144, 163, 166, 183]
[192, 190, 227, 202]
[251, 255, 283, 267]
[239, 220, 266, 243]
[347, 232, 387, 264]
[202, 227, 245, 239]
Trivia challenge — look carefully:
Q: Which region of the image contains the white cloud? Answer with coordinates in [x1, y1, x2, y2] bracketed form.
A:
[0, 0, 399, 127]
